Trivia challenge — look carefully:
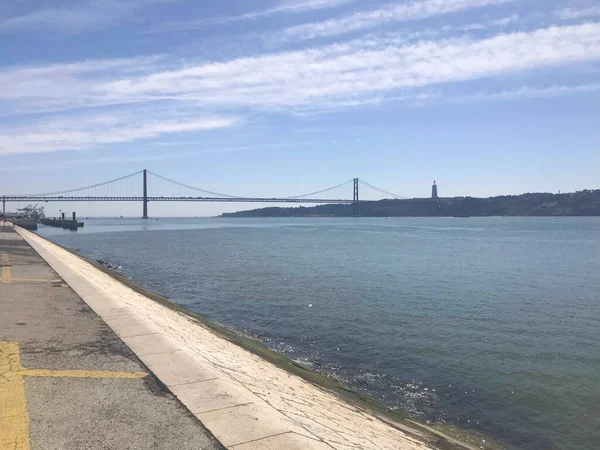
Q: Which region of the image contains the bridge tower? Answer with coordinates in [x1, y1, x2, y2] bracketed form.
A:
[2, 196, 5, 215]
[352, 178, 359, 216]
[142, 169, 149, 219]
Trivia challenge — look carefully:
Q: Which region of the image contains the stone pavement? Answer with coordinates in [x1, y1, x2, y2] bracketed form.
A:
[0, 223, 224, 450]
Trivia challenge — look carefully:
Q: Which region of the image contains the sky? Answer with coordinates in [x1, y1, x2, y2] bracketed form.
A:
[0, 0, 599, 217]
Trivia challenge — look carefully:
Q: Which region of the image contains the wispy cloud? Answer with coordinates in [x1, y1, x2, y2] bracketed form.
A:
[2, 23, 600, 115]
[2, 19, 600, 155]
[280, 0, 513, 41]
[443, 13, 519, 32]
[556, 6, 600, 20]
[219, 0, 357, 23]
[441, 83, 600, 104]
[100, 24, 600, 110]
[148, 0, 356, 33]
[0, 56, 168, 115]
[0, 0, 176, 32]
[0, 113, 238, 155]
[320, 13, 520, 50]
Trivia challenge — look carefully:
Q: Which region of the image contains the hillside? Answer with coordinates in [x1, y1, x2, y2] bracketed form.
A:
[221, 190, 600, 217]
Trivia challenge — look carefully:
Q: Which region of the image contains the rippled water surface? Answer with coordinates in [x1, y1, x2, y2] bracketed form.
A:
[37, 217, 600, 450]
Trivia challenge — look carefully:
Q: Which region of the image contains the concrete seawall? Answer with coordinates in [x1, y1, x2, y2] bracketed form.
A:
[14, 226, 494, 450]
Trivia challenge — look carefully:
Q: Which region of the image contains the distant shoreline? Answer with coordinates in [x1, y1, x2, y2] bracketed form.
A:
[222, 190, 600, 218]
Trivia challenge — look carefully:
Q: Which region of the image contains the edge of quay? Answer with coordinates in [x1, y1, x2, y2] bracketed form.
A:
[14, 225, 502, 450]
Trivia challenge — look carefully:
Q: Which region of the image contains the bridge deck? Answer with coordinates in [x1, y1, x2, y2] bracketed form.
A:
[3, 196, 352, 204]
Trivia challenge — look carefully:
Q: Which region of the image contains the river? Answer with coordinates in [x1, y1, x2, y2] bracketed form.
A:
[36, 217, 600, 450]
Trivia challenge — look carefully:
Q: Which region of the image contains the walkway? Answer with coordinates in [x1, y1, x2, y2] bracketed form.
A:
[0, 223, 223, 449]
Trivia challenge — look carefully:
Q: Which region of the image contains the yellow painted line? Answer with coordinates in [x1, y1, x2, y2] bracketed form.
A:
[1, 252, 11, 284]
[0, 342, 31, 450]
[1, 342, 148, 449]
[0, 252, 61, 284]
[17, 369, 147, 379]
[10, 279, 63, 284]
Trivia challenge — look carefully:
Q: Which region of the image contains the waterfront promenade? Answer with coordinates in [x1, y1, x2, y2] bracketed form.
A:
[1, 222, 482, 450]
[0, 223, 223, 449]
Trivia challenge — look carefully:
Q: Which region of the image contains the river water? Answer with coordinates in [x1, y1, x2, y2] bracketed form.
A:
[36, 217, 600, 450]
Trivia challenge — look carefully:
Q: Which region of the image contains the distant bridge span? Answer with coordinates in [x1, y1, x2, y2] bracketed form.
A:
[3, 196, 352, 204]
[2, 170, 405, 218]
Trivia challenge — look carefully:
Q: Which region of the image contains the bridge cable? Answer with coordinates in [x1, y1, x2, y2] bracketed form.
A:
[148, 171, 353, 200]
[17, 170, 144, 197]
[359, 179, 406, 199]
[147, 171, 240, 198]
[284, 179, 354, 199]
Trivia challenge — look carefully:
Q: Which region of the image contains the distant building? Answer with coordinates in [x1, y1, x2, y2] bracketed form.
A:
[432, 181, 438, 199]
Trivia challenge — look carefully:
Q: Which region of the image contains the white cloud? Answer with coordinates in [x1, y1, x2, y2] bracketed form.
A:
[441, 83, 600, 104]
[98, 23, 600, 110]
[556, 6, 600, 20]
[148, 0, 356, 33]
[2, 23, 600, 154]
[3, 23, 600, 115]
[280, 0, 514, 41]
[0, 0, 177, 32]
[0, 116, 238, 155]
[0, 56, 167, 115]
[236, 0, 357, 20]
[444, 13, 519, 32]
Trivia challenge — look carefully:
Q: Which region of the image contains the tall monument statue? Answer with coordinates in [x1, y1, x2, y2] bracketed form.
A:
[432, 181, 438, 199]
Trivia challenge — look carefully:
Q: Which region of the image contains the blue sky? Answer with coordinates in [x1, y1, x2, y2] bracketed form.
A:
[1, 0, 599, 216]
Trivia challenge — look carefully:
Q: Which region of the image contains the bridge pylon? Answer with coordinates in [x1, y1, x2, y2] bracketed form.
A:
[142, 169, 148, 219]
[352, 178, 359, 216]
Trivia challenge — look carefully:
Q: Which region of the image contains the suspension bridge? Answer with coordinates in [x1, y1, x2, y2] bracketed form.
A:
[1, 169, 405, 218]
